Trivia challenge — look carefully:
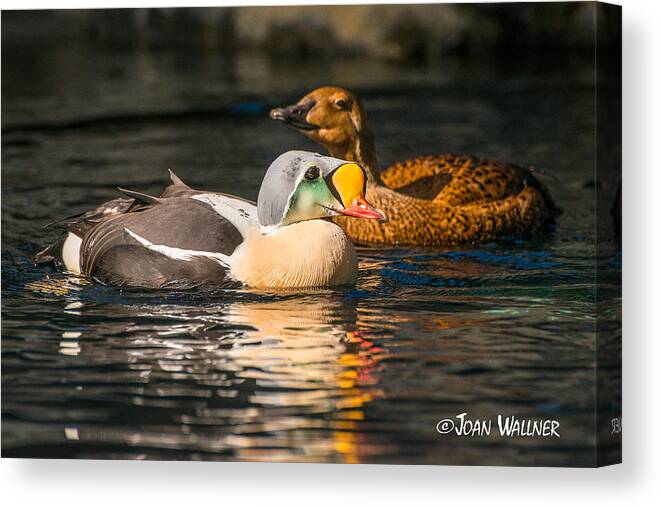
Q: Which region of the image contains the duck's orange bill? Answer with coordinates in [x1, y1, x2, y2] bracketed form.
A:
[337, 196, 387, 221]
[331, 162, 387, 222]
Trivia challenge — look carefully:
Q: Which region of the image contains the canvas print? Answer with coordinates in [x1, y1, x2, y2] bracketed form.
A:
[1, 2, 621, 466]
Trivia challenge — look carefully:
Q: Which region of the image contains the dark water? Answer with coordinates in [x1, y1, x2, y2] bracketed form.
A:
[2, 46, 621, 465]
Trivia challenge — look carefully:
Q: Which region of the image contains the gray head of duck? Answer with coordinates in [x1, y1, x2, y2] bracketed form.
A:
[257, 151, 386, 228]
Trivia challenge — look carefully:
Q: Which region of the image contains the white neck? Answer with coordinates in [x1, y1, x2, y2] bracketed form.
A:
[229, 220, 358, 289]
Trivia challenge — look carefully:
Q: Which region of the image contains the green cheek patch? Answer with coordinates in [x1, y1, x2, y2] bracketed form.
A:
[283, 180, 338, 225]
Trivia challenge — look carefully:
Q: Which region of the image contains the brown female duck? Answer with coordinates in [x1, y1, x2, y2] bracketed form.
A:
[271, 86, 558, 246]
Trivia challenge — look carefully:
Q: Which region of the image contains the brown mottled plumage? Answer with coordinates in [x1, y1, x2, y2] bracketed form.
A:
[271, 86, 558, 246]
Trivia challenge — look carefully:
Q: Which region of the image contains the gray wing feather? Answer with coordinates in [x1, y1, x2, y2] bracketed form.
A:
[80, 197, 250, 288]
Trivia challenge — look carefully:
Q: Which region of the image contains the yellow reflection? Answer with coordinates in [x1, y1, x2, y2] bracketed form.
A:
[25, 275, 89, 296]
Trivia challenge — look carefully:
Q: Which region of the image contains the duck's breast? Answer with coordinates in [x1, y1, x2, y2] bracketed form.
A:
[231, 220, 358, 289]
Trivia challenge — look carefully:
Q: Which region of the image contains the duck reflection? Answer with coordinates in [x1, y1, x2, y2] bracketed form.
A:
[49, 290, 389, 463]
[222, 296, 384, 391]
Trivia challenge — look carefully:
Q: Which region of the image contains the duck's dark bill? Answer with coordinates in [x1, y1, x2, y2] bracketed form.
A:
[336, 196, 387, 221]
[269, 101, 318, 131]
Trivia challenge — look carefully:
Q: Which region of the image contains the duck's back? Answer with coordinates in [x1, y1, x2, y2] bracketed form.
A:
[381, 154, 555, 211]
[45, 191, 258, 290]
[82, 198, 230, 287]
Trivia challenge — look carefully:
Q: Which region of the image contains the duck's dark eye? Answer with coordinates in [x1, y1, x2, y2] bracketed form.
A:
[335, 98, 348, 110]
[305, 166, 320, 180]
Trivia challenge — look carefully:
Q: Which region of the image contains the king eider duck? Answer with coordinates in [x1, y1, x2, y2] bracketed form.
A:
[270, 86, 558, 247]
[34, 151, 385, 290]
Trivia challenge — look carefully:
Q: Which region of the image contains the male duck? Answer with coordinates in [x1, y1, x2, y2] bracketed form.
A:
[35, 151, 385, 289]
[271, 86, 558, 246]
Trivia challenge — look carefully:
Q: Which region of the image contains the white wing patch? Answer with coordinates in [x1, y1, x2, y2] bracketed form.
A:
[125, 228, 231, 267]
[191, 193, 258, 237]
[62, 232, 82, 274]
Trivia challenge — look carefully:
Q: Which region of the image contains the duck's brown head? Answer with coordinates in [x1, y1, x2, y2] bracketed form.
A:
[270, 87, 379, 181]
